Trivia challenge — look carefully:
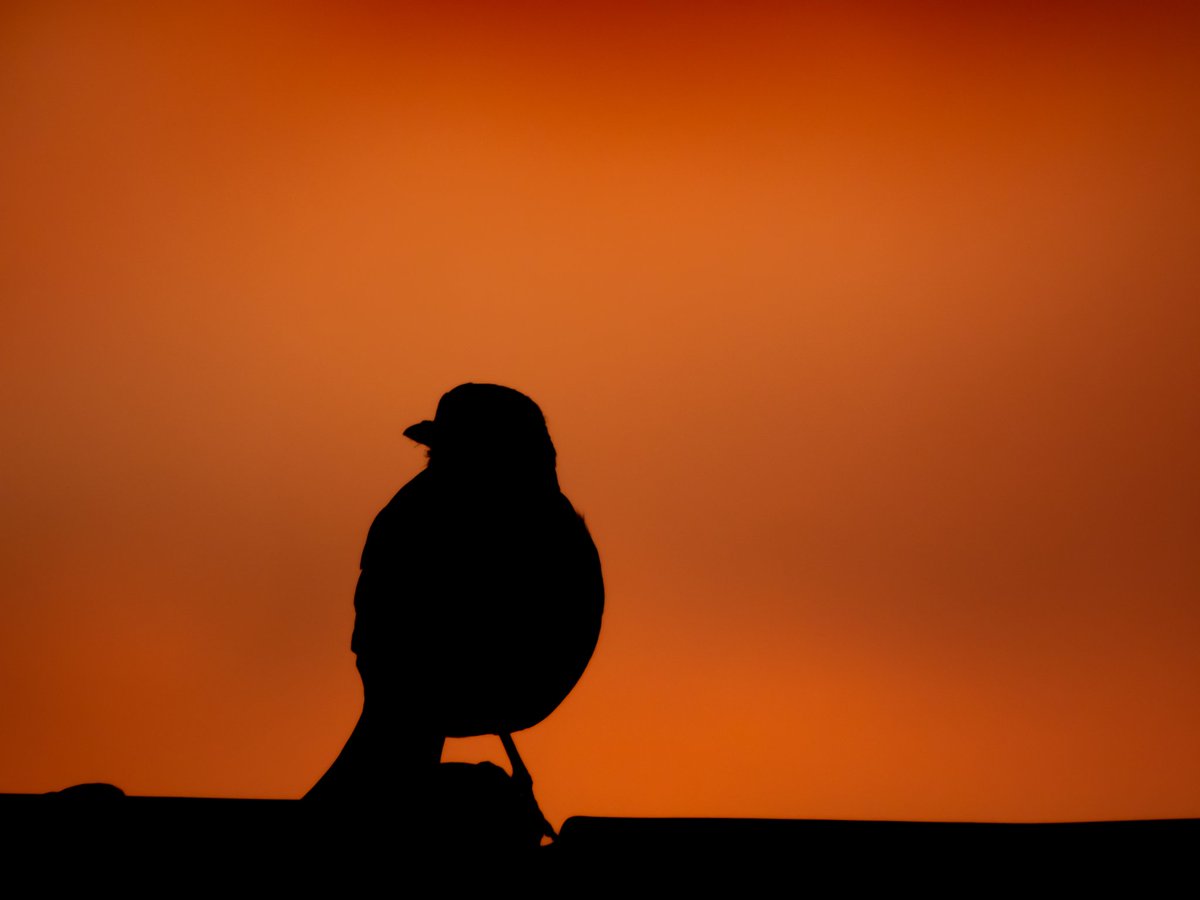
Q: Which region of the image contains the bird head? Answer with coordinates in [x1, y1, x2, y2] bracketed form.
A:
[404, 383, 559, 492]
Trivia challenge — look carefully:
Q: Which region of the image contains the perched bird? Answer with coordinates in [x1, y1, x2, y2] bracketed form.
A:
[307, 384, 604, 801]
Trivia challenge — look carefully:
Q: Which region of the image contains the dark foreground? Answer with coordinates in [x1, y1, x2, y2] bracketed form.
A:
[2, 792, 1194, 888]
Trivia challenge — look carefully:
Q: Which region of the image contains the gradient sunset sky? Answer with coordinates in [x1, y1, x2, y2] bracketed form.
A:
[2, 1, 1198, 825]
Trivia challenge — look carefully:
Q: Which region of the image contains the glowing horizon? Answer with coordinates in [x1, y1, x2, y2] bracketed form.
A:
[2, 1, 1198, 824]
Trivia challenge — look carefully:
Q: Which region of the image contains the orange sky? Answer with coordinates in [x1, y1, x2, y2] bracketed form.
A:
[2, 1, 1198, 825]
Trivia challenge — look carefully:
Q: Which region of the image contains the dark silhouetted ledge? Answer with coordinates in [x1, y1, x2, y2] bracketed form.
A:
[3, 793, 1194, 886]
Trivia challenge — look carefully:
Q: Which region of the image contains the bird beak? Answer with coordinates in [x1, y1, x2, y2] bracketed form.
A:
[403, 420, 436, 447]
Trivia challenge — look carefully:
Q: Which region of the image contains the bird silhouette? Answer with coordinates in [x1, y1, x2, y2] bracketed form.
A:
[306, 384, 604, 803]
